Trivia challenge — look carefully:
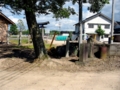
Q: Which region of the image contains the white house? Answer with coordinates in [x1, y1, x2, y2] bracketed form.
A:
[74, 13, 119, 42]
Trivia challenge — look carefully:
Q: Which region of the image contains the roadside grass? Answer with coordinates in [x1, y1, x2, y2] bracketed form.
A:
[9, 38, 55, 49]
[10, 38, 28, 45]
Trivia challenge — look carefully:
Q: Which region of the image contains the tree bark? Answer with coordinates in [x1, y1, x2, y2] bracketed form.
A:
[24, 10, 48, 59]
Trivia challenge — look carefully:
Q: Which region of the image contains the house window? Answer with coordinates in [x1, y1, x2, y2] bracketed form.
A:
[104, 34, 108, 38]
[105, 25, 110, 29]
[88, 24, 94, 28]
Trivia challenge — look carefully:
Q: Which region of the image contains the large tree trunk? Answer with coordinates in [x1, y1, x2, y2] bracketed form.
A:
[24, 10, 48, 59]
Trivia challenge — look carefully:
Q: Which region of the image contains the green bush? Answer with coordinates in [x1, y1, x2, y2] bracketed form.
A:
[95, 25, 105, 36]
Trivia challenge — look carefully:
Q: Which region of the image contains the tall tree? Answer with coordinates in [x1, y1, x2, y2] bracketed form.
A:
[17, 19, 25, 46]
[22, 30, 29, 35]
[0, 0, 109, 60]
[10, 24, 18, 35]
[0, 0, 75, 59]
[17, 19, 25, 31]
[72, 0, 109, 13]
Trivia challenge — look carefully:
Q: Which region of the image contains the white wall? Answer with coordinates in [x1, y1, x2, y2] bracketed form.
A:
[75, 25, 79, 33]
[84, 16, 111, 34]
[84, 16, 111, 42]
[74, 16, 112, 42]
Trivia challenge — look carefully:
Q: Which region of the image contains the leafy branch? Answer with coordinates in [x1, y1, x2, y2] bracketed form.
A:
[95, 25, 105, 36]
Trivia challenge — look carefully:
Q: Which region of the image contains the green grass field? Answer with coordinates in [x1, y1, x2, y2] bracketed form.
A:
[9, 38, 54, 49]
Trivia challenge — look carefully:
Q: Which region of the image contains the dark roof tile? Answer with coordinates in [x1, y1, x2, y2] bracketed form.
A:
[0, 12, 15, 24]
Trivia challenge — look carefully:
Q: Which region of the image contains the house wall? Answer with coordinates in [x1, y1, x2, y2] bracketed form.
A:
[0, 16, 8, 42]
[74, 24, 84, 41]
[75, 25, 79, 34]
[84, 16, 111, 42]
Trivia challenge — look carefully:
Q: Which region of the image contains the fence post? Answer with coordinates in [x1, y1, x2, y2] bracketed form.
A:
[65, 37, 70, 57]
[6, 31, 9, 45]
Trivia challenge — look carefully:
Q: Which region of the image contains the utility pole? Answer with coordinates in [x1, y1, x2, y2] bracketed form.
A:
[59, 21, 61, 31]
[111, 0, 115, 44]
[79, 0, 83, 44]
[78, 0, 83, 62]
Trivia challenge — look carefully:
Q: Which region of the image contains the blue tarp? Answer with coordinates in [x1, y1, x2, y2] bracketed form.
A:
[55, 35, 68, 41]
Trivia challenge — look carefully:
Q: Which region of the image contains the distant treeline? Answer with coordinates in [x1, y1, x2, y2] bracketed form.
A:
[49, 30, 60, 35]
[49, 30, 74, 35]
[22, 30, 29, 35]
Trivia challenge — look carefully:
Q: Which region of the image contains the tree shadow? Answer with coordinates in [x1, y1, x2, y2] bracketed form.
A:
[47, 46, 66, 59]
[93, 45, 101, 58]
[0, 44, 35, 63]
[94, 44, 110, 59]
[48, 42, 78, 59]
[69, 59, 78, 63]
[94, 47, 101, 58]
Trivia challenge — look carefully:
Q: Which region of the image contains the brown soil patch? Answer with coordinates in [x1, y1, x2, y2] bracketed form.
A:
[0, 44, 120, 90]
[0, 44, 120, 72]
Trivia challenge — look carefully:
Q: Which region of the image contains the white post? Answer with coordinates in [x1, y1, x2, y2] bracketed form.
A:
[111, 0, 115, 44]
[18, 31, 22, 46]
[65, 37, 70, 57]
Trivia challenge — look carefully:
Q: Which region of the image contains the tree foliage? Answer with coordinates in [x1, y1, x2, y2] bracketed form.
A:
[71, 0, 109, 13]
[95, 25, 105, 36]
[9, 24, 18, 35]
[50, 30, 60, 35]
[88, 0, 109, 12]
[17, 19, 25, 46]
[17, 19, 25, 31]
[22, 30, 29, 35]
[0, 0, 75, 18]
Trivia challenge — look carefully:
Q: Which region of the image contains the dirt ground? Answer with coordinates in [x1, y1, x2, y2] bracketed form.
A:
[0, 44, 120, 90]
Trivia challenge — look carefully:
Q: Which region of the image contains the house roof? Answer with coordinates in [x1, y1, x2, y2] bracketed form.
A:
[0, 12, 15, 24]
[116, 21, 120, 25]
[39, 25, 46, 28]
[37, 21, 49, 25]
[37, 21, 50, 28]
[83, 12, 112, 23]
[75, 12, 117, 25]
[115, 25, 120, 29]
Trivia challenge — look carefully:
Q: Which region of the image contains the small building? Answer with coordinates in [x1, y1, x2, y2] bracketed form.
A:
[37, 21, 49, 39]
[0, 12, 15, 43]
[74, 12, 119, 42]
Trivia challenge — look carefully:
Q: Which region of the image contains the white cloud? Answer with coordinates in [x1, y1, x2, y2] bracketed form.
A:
[101, 0, 120, 21]
[8, 16, 19, 23]
[1, 0, 120, 31]
[83, 11, 95, 19]
[36, 12, 78, 31]
[83, 3, 90, 7]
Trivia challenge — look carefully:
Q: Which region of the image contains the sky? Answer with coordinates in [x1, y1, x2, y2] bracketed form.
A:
[1, 0, 120, 31]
